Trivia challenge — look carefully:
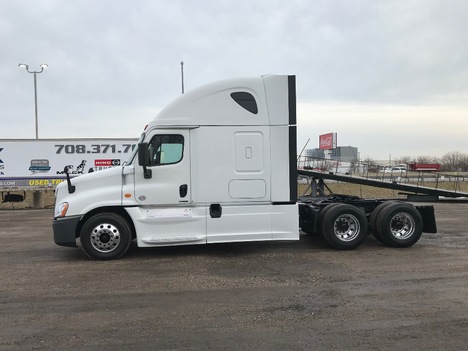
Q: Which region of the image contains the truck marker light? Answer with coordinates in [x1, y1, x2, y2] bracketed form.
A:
[124, 193, 132, 198]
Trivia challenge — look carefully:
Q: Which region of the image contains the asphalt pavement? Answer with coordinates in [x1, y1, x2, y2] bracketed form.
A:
[1, 203, 467, 350]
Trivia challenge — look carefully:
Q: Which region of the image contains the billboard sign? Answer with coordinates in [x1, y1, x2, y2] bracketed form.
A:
[319, 132, 337, 150]
[0, 139, 137, 190]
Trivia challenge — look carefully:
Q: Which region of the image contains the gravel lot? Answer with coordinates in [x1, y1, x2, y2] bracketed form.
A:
[1, 202, 467, 350]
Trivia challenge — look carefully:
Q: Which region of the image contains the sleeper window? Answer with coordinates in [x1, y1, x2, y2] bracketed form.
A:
[231, 92, 258, 114]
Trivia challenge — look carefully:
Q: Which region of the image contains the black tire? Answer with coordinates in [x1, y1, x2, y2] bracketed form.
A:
[317, 204, 340, 238]
[376, 203, 423, 248]
[370, 201, 402, 243]
[80, 213, 132, 260]
[320, 204, 368, 250]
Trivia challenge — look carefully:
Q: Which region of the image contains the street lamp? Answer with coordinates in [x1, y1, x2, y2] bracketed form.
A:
[180, 61, 184, 94]
[18, 63, 48, 139]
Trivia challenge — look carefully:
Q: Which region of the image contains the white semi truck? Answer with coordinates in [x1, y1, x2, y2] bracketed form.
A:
[53, 75, 436, 259]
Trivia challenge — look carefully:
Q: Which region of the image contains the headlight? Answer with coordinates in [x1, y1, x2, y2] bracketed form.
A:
[54, 202, 69, 218]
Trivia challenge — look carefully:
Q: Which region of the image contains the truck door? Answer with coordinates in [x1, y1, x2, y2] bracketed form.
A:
[134, 130, 191, 205]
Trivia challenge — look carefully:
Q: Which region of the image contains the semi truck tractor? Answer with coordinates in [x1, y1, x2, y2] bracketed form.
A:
[53, 75, 436, 260]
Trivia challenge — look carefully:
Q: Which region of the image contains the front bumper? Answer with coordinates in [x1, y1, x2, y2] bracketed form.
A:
[53, 215, 82, 247]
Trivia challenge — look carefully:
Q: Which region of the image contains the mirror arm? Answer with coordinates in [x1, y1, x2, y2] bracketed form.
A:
[64, 166, 76, 194]
[143, 166, 152, 179]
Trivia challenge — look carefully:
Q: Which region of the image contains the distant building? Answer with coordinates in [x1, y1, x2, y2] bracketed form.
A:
[305, 146, 359, 162]
[304, 148, 324, 159]
[331, 146, 359, 162]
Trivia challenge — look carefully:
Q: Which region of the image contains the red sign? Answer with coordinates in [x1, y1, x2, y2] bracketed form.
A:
[94, 159, 121, 167]
[95, 159, 113, 166]
[319, 133, 337, 150]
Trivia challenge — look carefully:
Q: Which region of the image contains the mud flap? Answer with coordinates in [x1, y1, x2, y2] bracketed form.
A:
[416, 205, 437, 233]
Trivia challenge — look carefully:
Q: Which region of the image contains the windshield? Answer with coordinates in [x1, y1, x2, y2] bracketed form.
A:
[125, 132, 145, 165]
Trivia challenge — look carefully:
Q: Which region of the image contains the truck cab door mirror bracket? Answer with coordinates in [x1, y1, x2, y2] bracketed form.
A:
[142, 166, 152, 179]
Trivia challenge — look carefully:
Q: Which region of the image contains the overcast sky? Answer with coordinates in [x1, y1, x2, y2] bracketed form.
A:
[1, 0, 467, 160]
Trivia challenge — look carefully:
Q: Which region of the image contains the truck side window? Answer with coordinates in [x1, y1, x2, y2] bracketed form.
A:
[148, 134, 184, 166]
[231, 92, 258, 114]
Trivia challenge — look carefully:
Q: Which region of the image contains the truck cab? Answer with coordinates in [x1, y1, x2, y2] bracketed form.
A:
[53, 75, 299, 259]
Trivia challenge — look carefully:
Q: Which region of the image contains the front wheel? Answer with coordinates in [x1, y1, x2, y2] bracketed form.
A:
[80, 213, 132, 260]
[320, 204, 368, 250]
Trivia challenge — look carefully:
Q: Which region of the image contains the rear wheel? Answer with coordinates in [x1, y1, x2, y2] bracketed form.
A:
[317, 203, 340, 237]
[320, 204, 368, 250]
[80, 213, 132, 260]
[370, 201, 403, 243]
[376, 203, 423, 248]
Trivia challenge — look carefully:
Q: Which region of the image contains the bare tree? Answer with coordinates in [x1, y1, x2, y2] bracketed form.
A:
[361, 157, 379, 173]
[395, 156, 414, 165]
[416, 155, 439, 164]
[440, 151, 468, 171]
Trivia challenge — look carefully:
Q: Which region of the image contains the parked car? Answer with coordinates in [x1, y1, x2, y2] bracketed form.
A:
[385, 166, 407, 173]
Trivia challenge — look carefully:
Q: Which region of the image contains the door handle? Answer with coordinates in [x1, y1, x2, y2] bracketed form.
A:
[210, 204, 222, 218]
[179, 184, 188, 198]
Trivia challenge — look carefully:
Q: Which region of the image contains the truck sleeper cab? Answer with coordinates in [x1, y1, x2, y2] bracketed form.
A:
[53, 75, 299, 259]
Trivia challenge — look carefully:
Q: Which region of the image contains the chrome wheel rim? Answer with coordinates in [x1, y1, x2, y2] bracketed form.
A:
[390, 212, 415, 240]
[333, 214, 361, 242]
[90, 223, 121, 253]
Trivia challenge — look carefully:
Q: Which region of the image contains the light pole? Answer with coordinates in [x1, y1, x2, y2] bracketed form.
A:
[180, 61, 184, 94]
[18, 63, 48, 139]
